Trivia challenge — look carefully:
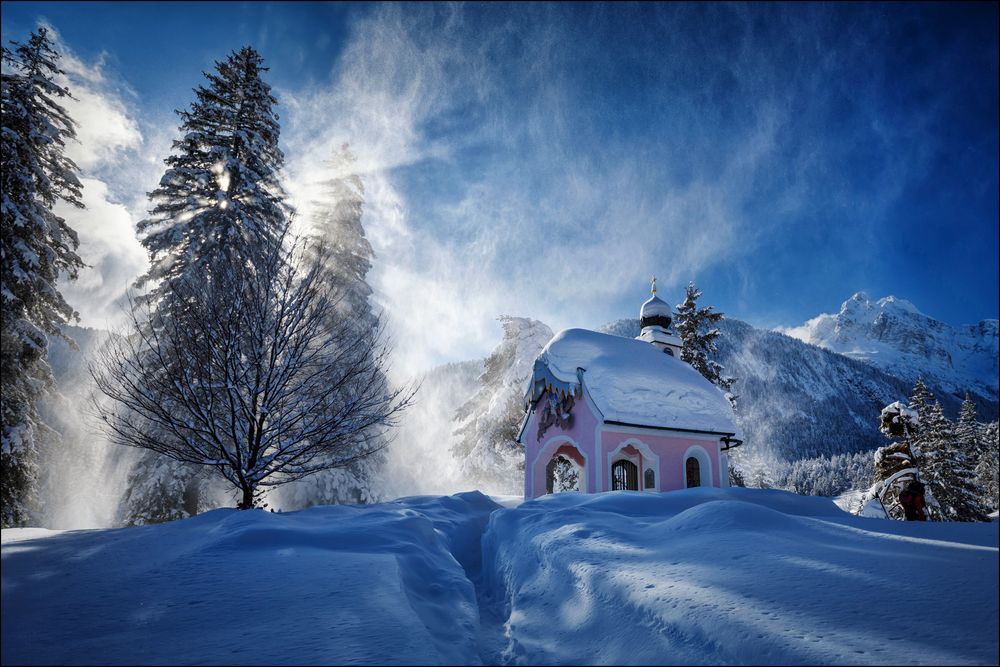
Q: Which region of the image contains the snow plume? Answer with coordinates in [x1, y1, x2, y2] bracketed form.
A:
[278, 4, 750, 377]
[279, 3, 946, 377]
[36, 327, 134, 529]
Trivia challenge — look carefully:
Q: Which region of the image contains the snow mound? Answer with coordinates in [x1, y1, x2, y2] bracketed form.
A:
[4, 488, 997, 666]
[660, 499, 804, 533]
[1, 492, 501, 666]
[482, 487, 999, 665]
[538, 328, 739, 435]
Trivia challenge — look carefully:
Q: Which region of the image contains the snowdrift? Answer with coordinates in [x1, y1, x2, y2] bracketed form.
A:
[3, 488, 998, 665]
[482, 488, 999, 665]
[1, 492, 501, 665]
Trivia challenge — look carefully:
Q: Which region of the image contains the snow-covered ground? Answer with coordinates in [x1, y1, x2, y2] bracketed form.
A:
[3, 489, 997, 665]
[484, 489, 998, 665]
[2, 493, 500, 665]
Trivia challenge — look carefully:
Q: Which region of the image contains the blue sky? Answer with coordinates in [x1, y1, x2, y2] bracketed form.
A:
[3, 2, 997, 374]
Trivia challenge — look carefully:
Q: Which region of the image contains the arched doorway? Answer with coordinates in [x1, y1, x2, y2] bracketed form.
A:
[546, 455, 581, 493]
[686, 457, 701, 488]
[612, 459, 639, 491]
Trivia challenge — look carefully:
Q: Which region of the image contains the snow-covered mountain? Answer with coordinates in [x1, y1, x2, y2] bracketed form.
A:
[601, 317, 926, 464]
[779, 292, 998, 401]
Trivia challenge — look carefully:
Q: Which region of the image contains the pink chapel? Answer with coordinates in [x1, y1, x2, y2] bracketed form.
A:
[517, 280, 743, 499]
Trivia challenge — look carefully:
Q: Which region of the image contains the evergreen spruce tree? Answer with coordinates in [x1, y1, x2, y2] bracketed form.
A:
[908, 380, 934, 434]
[950, 395, 992, 521]
[673, 282, 736, 395]
[1, 28, 85, 527]
[975, 421, 999, 512]
[920, 399, 988, 521]
[906, 377, 935, 470]
[121, 46, 291, 523]
[304, 144, 374, 330]
[136, 46, 289, 306]
[269, 144, 386, 509]
[119, 453, 204, 526]
[748, 465, 774, 489]
[954, 395, 982, 460]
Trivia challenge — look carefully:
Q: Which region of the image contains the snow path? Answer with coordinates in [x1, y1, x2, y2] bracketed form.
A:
[3, 488, 998, 665]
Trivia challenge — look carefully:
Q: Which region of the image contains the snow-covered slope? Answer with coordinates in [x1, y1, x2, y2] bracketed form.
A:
[1, 492, 502, 665]
[4, 490, 996, 665]
[483, 488, 999, 665]
[780, 292, 998, 400]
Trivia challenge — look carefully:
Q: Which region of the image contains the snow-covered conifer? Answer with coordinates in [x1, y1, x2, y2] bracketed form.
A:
[673, 282, 735, 394]
[1, 28, 85, 527]
[451, 317, 553, 495]
[908, 379, 933, 427]
[135, 46, 289, 308]
[119, 46, 292, 521]
[119, 453, 205, 526]
[975, 421, 998, 512]
[748, 467, 774, 489]
[303, 143, 373, 329]
[954, 395, 981, 453]
[920, 399, 988, 522]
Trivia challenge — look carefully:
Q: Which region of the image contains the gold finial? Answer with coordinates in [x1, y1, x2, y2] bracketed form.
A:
[650, 275, 657, 295]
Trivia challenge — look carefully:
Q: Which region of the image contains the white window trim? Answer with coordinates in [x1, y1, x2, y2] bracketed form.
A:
[531, 435, 590, 495]
[607, 439, 660, 492]
[682, 444, 713, 488]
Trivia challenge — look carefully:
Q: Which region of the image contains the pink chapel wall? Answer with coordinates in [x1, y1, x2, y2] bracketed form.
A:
[524, 388, 724, 498]
[599, 429, 721, 492]
[524, 390, 601, 499]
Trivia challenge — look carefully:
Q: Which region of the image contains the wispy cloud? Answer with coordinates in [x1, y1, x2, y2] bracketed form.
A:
[41, 24, 163, 329]
[40, 3, 970, 369]
[280, 3, 940, 376]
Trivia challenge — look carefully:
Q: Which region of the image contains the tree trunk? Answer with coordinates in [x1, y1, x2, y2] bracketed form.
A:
[239, 485, 255, 510]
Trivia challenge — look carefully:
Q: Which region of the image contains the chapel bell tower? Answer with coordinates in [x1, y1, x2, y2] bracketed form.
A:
[637, 277, 684, 357]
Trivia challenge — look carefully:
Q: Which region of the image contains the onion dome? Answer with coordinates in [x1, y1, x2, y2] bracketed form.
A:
[640, 277, 672, 330]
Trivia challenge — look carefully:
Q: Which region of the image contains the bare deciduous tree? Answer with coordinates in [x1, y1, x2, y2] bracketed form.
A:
[91, 233, 412, 510]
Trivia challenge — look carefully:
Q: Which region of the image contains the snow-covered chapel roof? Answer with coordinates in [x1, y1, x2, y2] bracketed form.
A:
[530, 328, 740, 436]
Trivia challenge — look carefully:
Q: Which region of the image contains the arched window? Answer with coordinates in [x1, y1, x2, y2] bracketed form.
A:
[546, 456, 580, 494]
[644, 467, 656, 491]
[686, 457, 701, 488]
[612, 459, 639, 491]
